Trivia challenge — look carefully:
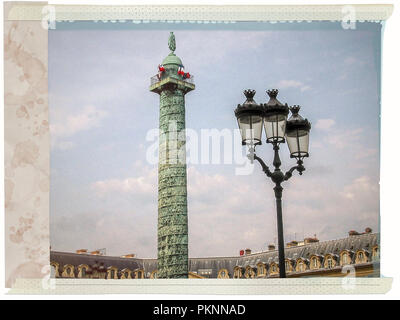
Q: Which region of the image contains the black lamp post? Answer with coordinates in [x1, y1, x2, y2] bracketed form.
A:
[234, 89, 311, 278]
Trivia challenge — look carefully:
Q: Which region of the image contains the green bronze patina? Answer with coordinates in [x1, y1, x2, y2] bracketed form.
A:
[168, 31, 176, 53]
[150, 32, 194, 278]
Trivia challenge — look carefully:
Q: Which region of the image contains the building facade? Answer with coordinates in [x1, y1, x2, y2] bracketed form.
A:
[50, 231, 380, 279]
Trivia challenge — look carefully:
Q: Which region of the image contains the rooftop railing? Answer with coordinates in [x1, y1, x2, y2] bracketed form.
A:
[150, 74, 195, 86]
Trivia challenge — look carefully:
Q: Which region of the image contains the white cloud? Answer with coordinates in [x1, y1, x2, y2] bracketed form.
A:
[277, 80, 312, 92]
[315, 119, 336, 131]
[340, 176, 378, 201]
[300, 85, 312, 92]
[50, 209, 158, 258]
[51, 105, 107, 138]
[81, 165, 275, 256]
[50, 105, 107, 149]
[277, 80, 303, 88]
[325, 128, 363, 149]
[91, 167, 157, 196]
[283, 173, 379, 242]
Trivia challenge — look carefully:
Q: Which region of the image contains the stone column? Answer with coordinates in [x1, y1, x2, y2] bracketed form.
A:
[158, 89, 188, 278]
[150, 32, 195, 278]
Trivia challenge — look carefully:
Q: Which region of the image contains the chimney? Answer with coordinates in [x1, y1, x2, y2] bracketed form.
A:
[239, 249, 245, 256]
[76, 249, 88, 254]
[245, 248, 252, 255]
[268, 244, 275, 251]
[364, 227, 372, 234]
[287, 240, 298, 248]
[121, 253, 136, 258]
[304, 237, 319, 244]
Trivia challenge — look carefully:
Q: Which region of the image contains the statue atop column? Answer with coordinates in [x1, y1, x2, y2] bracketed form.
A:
[168, 32, 176, 53]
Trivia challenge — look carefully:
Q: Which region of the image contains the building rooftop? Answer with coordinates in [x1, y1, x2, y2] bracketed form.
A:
[51, 232, 379, 278]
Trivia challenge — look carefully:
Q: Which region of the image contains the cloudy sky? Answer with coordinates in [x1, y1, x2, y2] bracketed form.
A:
[49, 22, 381, 258]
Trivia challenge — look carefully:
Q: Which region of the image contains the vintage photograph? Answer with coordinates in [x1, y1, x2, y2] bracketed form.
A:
[48, 21, 381, 279]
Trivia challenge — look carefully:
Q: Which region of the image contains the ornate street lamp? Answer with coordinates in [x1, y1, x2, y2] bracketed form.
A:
[234, 89, 311, 278]
[286, 105, 311, 163]
[234, 89, 264, 146]
[263, 89, 289, 144]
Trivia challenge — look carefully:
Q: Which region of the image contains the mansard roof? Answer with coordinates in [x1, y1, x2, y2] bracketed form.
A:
[50, 251, 145, 271]
[50, 232, 378, 277]
[185, 233, 378, 276]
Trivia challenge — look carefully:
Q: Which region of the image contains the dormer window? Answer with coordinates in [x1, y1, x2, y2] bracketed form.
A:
[137, 270, 144, 279]
[257, 264, 266, 276]
[245, 266, 256, 278]
[121, 269, 131, 279]
[218, 268, 230, 279]
[311, 257, 318, 269]
[357, 251, 365, 263]
[234, 267, 242, 279]
[342, 253, 348, 265]
[297, 261, 306, 272]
